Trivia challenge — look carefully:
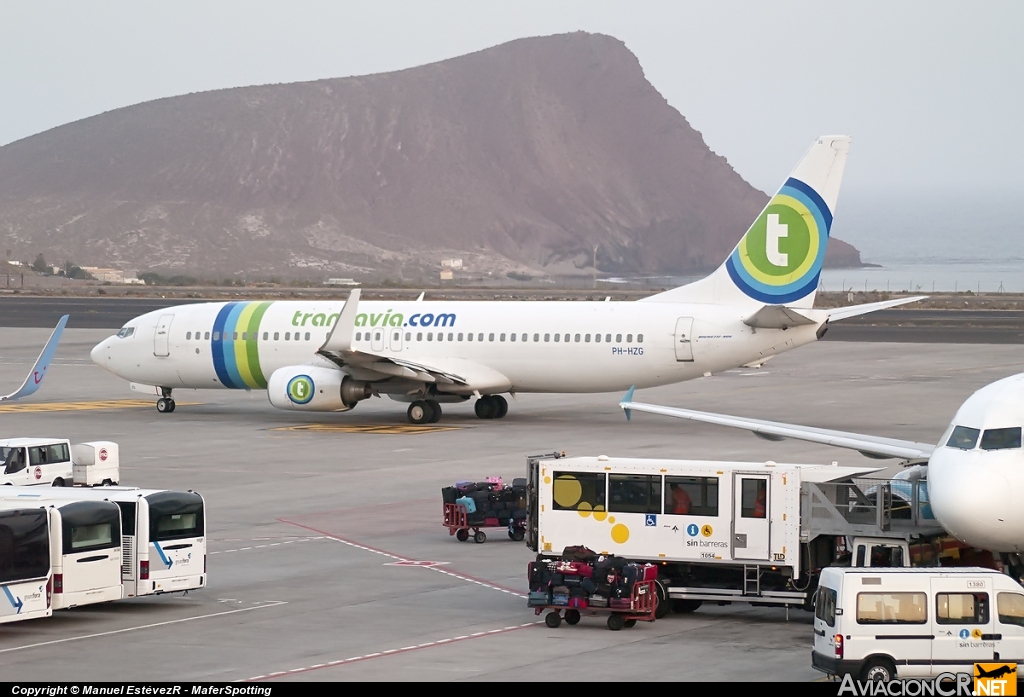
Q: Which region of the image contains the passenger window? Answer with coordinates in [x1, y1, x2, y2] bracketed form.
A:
[509, 333, 515, 342]
[213, 332, 221, 341]
[521, 334, 527, 342]
[608, 474, 662, 515]
[29, 447, 46, 465]
[947, 425, 980, 450]
[438, 333, 444, 342]
[856, 592, 927, 624]
[458, 333, 464, 341]
[815, 587, 838, 628]
[186, 332, 192, 340]
[447, 333, 453, 341]
[554, 334, 560, 343]
[665, 476, 718, 516]
[616, 334, 622, 342]
[47, 444, 69, 463]
[575, 334, 581, 342]
[417, 333, 423, 341]
[427, 332, 433, 341]
[489, 333, 495, 342]
[997, 592, 1024, 627]
[606, 334, 612, 342]
[980, 427, 1022, 450]
[262, 332, 268, 341]
[626, 334, 632, 343]
[638, 334, 644, 343]
[477, 333, 483, 342]
[467, 333, 473, 341]
[937, 593, 989, 624]
[305, 332, 310, 340]
[544, 334, 550, 342]
[552, 472, 606, 513]
[284, 332, 290, 340]
[355, 332, 361, 341]
[534, 334, 540, 342]
[500, 333, 506, 342]
[740, 479, 767, 519]
[233, 332, 238, 340]
[405, 332, 411, 341]
[205, 332, 210, 340]
[595, 334, 601, 343]
[585, 334, 591, 342]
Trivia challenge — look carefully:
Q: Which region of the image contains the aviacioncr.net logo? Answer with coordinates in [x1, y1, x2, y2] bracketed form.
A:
[286, 375, 314, 405]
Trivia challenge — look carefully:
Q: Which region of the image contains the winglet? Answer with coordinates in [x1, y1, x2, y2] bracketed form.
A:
[1, 314, 69, 402]
[319, 289, 360, 353]
[620, 386, 635, 421]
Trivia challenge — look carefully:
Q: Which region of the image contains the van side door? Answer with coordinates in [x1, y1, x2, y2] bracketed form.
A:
[931, 576, 997, 674]
[994, 586, 1024, 664]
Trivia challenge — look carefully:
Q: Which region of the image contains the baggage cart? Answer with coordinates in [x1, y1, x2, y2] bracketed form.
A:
[443, 502, 525, 544]
[532, 579, 657, 631]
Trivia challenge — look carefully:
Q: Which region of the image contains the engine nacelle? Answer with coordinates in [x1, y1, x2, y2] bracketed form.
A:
[267, 366, 371, 412]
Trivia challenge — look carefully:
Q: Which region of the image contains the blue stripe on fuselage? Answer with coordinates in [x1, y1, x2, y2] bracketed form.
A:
[211, 303, 241, 388]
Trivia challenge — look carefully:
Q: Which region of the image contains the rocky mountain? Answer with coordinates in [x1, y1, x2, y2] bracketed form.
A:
[0, 32, 862, 281]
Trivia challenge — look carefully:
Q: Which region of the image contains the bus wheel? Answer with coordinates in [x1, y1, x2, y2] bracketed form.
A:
[455, 529, 469, 542]
[861, 658, 896, 682]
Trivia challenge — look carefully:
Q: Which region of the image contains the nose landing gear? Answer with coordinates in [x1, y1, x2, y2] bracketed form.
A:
[156, 388, 176, 413]
[407, 399, 441, 424]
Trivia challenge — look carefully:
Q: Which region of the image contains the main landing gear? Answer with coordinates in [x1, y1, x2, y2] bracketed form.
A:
[156, 388, 176, 414]
[474, 395, 507, 420]
[407, 399, 442, 425]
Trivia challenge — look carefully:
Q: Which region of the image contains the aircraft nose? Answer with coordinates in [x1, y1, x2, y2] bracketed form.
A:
[90, 338, 110, 366]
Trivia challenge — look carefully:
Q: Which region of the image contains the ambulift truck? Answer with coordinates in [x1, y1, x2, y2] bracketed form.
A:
[526, 453, 947, 618]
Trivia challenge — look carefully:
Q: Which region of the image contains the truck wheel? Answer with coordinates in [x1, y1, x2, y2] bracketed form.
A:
[672, 599, 703, 614]
[607, 613, 625, 631]
[455, 529, 469, 542]
[564, 609, 581, 625]
[861, 657, 897, 682]
[545, 611, 561, 628]
[52, 478, 65, 487]
[654, 581, 670, 619]
[623, 619, 637, 628]
[473, 531, 486, 544]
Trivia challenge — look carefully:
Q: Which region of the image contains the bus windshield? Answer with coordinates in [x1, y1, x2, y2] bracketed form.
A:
[0, 509, 50, 583]
[147, 492, 204, 542]
[60, 501, 121, 554]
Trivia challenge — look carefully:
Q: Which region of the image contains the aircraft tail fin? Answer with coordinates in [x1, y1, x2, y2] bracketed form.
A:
[642, 136, 850, 308]
[0, 314, 69, 402]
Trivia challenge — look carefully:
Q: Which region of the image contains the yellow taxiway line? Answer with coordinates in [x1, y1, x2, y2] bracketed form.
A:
[272, 423, 462, 435]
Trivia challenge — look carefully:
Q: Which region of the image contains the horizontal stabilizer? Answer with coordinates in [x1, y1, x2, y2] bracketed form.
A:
[743, 305, 817, 329]
[618, 399, 935, 460]
[828, 296, 926, 322]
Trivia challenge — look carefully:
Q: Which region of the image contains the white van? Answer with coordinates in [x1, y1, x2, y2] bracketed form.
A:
[812, 567, 1024, 681]
[1, 438, 73, 487]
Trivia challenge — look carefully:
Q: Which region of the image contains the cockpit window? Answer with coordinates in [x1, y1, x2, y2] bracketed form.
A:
[980, 427, 1022, 451]
[946, 426, 980, 450]
[116, 327, 135, 338]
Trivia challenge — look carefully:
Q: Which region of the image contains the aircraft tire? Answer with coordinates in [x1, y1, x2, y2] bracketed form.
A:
[156, 398, 170, 413]
[167, 399, 176, 413]
[493, 395, 508, 418]
[426, 400, 442, 423]
[407, 401, 432, 425]
[474, 396, 495, 419]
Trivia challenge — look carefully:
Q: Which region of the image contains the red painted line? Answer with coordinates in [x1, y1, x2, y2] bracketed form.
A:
[276, 517, 525, 596]
[246, 622, 540, 681]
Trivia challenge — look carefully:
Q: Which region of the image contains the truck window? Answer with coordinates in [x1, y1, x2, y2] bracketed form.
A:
[740, 479, 767, 519]
[980, 427, 1022, 451]
[856, 592, 927, 624]
[665, 476, 718, 516]
[946, 425, 980, 450]
[997, 592, 1024, 627]
[609, 474, 661, 515]
[937, 593, 989, 624]
[552, 472, 606, 512]
[815, 587, 838, 628]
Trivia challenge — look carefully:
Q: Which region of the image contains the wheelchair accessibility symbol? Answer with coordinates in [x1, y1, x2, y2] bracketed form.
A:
[645, 514, 657, 527]
[686, 524, 699, 537]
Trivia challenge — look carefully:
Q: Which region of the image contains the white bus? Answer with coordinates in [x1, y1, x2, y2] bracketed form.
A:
[9, 487, 207, 597]
[0, 496, 122, 610]
[0, 506, 52, 623]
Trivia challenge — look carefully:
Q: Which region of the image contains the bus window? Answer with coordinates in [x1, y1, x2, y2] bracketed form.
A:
[665, 476, 718, 516]
[552, 472, 606, 513]
[147, 492, 205, 542]
[937, 593, 989, 624]
[609, 474, 661, 515]
[997, 592, 1024, 627]
[0, 510, 50, 583]
[61, 501, 120, 554]
[47, 443, 70, 463]
[856, 592, 927, 624]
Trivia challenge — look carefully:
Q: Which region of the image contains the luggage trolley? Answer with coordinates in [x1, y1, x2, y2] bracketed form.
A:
[442, 503, 526, 544]
[534, 579, 657, 631]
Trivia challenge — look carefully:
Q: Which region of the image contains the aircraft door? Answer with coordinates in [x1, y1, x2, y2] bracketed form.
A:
[674, 317, 694, 362]
[371, 328, 384, 352]
[733, 474, 770, 560]
[154, 314, 174, 357]
[389, 328, 403, 352]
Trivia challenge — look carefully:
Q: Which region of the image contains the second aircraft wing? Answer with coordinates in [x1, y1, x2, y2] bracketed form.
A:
[619, 389, 935, 461]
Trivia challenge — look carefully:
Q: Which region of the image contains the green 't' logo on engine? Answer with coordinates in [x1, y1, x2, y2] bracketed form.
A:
[286, 375, 314, 405]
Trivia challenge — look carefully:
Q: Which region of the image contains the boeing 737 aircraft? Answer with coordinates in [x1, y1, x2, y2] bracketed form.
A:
[1, 314, 68, 402]
[619, 374, 1024, 569]
[91, 136, 922, 423]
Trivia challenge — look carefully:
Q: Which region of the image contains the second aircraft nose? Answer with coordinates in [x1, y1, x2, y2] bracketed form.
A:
[90, 338, 110, 366]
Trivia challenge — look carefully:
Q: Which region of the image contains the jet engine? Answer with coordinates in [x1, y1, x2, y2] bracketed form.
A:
[267, 366, 372, 411]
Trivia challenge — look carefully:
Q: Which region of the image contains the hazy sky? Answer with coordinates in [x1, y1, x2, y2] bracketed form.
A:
[2, 1, 1022, 197]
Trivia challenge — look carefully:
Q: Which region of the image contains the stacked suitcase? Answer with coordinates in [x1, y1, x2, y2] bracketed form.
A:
[527, 546, 657, 611]
[441, 477, 528, 542]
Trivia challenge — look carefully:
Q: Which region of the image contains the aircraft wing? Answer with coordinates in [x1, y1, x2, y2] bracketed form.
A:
[316, 290, 511, 392]
[619, 389, 935, 460]
[1, 314, 69, 402]
[826, 296, 927, 322]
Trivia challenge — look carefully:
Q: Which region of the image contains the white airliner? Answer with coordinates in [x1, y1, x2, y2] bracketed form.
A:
[619, 375, 1024, 568]
[91, 136, 922, 423]
[1, 314, 68, 402]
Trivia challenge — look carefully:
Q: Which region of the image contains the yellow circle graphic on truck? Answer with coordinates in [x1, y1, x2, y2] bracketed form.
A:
[553, 475, 582, 508]
[611, 524, 630, 544]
